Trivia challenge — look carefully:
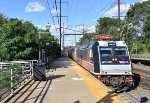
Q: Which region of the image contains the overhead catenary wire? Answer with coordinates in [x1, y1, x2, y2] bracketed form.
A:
[85, 0, 110, 26]
[54, 0, 60, 24]
[64, 28, 84, 33]
[44, 0, 58, 34]
[37, 0, 50, 24]
[84, 0, 97, 24]
[87, 0, 118, 29]
[86, 0, 115, 27]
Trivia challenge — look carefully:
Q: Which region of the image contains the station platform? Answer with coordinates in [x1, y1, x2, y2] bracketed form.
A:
[131, 58, 150, 64]
[3, 58, 127, 103]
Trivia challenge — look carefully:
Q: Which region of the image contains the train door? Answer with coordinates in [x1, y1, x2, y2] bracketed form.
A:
[89, 49, 94, 71]
[97, 46, 102, 73]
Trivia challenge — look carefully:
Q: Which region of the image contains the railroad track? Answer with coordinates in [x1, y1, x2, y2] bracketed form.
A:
[118, 67, 150, 103]
[118, 92, 141, 103]
[116, 67, 150, 103]
[133, 68, 150, 79]
[133, 67, 150, 91]
[107, 85, 142, 103]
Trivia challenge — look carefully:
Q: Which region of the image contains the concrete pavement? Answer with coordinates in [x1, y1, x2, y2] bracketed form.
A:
[3, 58, 126, 103]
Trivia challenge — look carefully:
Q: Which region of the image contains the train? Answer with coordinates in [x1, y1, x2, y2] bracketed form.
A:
[68, 35, 133, 91]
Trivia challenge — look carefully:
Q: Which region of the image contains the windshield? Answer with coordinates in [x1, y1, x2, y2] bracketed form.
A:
[100, 47, 112, 56]
[114, 47, 127, 56]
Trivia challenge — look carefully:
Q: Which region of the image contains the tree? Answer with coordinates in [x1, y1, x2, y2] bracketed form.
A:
[126, 0, 150, 53]
[78, 17, 122, 45]
[79, 34, 96, 45]
[144, 16, 150, 52]
[78, 1, 150, 54]
[0, 19, 37, 60]
[96, 17, 121, 39]
[40, 31, 61, 59]
[0, 14, 61, 61]
[0, 13, 7, 25]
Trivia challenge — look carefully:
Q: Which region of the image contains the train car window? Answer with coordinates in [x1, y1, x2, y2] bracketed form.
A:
[114, 47, 127, 56]
[77, 50, 81, 59]
[82, 50, 88, 60]
[100, 47, 112, 56]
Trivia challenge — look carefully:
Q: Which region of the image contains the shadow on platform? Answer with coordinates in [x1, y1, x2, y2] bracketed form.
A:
[47, 57, 74, 71]
[3, 74, 65, 103]
[96, 91, 149, 103]
[96, 91, 117, 103]
[74, 100, 80, 103]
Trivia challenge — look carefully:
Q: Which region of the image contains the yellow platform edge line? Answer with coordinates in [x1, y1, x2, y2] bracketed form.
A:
[70, 60, 127, 103]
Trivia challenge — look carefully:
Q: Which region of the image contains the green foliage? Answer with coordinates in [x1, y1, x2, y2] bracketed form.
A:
[0, 13, 7, 25]
[78, 0, 150, 54]
[0, 14, 61, 61]
[126, 0, 150, 53]
[40, 32, 61, 59]
[96, 17, 118, 33]
[144, 16, 150, 52]
[0, 67, 22, 91]
[47, 42, 61, 59]
[96, 17, 122, 39]
[78, 17, 123, 45]
[0, 18, 38, 60]
[79, 34, 96, 45]
[0, 70, 11, 89]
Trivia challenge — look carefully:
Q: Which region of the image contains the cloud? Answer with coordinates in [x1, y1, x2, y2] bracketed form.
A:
[140, 0, 148, 2]
[25, 2, 45, 12]
[51, 9, 59, 15]
[34, 24, 47, 30]
[104, 4, 130, 17]
[36, 24, 42, 28]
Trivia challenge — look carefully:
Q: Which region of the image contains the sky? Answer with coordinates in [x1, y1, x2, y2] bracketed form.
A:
[0, 0, 147, 46]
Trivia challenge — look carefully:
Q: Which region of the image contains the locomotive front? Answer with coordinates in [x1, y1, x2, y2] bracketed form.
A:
[98, 41, 133, 91]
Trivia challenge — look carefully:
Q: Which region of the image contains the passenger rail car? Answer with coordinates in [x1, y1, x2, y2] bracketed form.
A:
[68, 39, 133, 91]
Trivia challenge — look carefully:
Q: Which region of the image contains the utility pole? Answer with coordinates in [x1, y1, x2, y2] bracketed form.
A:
[60, 0, 62, 51]
[83, 24, 85, 34]
[39, 32, 41, 62]
[38, 31, 50, 62]
[62, 23, 65, 50]
[75, 35, 76, 46]
[118, 0, 121, 40]
[54, 0, 68, 51]
[75, 25, 77, 46]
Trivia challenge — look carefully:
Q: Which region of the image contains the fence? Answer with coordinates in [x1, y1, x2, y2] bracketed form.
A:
[0, 60, 38, 101]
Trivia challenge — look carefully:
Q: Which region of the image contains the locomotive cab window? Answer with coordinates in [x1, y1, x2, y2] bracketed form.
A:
[100, 47, 112, 56]
[114, 47, 127, 56]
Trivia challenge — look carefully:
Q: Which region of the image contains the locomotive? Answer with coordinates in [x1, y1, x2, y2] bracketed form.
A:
[68, 35, 133, 91]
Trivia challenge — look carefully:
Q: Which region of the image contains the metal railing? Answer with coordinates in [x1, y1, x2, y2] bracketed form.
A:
[131, 54, 150, 60]
[0, 62, 12, 70]
[0, 60, 38, 101]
